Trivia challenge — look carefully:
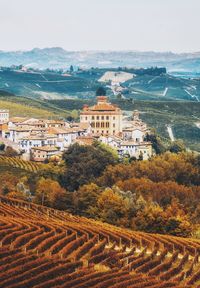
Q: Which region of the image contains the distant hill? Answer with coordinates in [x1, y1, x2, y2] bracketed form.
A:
[1, 48, 200, 72]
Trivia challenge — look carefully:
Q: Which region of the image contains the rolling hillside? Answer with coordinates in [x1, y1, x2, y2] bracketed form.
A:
[0, 67, 200, 101]
[0, 69, 99, 99]
[0, 94, 69, 118]
[1, 195, 200, 287]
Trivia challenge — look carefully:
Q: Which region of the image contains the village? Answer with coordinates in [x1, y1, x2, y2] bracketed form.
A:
[0, 96, 152, 162]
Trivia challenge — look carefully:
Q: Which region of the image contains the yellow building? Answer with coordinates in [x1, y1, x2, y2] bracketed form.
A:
[80, 96, 122, 136]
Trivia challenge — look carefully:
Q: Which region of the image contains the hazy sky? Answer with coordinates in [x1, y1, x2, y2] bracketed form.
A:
[0, 0, 200, 52]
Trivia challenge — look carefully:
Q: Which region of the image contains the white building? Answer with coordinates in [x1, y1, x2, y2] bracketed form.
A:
[19, 134, 57, 153]
[0, 110, 9, 123]
[119, 141, 152, 160]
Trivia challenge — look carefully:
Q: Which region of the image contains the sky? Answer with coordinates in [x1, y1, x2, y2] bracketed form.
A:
[0, 0, 200, 53]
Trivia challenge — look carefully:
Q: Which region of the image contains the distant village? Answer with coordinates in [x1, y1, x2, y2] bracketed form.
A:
[0, 96, 152, 162]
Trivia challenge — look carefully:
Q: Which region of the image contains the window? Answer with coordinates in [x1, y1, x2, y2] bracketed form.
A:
[113, 123, 115, 128]
[92, 116, 94, 120]
[101, 116, 104, 120]
[96, 122, 100, 128]
[91, 122, 95, 128]
[97, 116, 99, 120]
[106, 116, 109, 120]
[101, 122, 104, 128]
[106, 122, 109, 128]
[85, 117, 87, 120]
[113, 130, 115, 134]
[113, 116, 115, 120]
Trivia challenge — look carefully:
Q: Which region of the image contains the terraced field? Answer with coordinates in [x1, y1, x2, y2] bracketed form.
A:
[1, 196, 200, 287]
[0, 156, 42, 173]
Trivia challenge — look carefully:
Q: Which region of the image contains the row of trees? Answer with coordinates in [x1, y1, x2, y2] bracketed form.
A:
[1, 142, 200, 238]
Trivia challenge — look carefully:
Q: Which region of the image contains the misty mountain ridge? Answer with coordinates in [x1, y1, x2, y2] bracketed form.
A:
[1, 48, 200, 72]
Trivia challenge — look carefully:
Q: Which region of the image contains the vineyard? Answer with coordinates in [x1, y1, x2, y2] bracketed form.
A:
[1, 196, 200, 287]
[0, 156, 42, 173]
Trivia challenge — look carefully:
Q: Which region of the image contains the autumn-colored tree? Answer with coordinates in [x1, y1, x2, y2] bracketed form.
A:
[0, 172, 19, 195]
[99, 152, 200, 187]
[93, 188, 129, 227]
[4, 146, 18, 157]
[75, 183, 101, 216]
[132, 199, 192, 237]
[34, 178, 69, 210]
[117, 177, 198, 208]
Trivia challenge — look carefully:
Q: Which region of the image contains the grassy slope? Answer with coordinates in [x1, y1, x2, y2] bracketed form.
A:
[0, 70, 99, 99]
[0, 95, 69, 118]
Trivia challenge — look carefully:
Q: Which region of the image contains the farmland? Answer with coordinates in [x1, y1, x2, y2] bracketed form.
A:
[0, 67, 200, 101]
[1, 195, 200, 287]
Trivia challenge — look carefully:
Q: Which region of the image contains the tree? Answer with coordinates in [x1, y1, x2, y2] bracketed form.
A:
[70, 65, 74, 73]
[96, 86, 106, 96]
[0, 142, 5, 151]
[75, 183, 101, 216]
[4, 146, 18, 157]
[61, 143, 117, 191]
[169, 140, 186, 154]
[0, 172, 19, 195]
[34, 178, 69, 210]
[66, 116, 74, 122]
[144, 133, 166, 154]
[94, 188, 129, 226]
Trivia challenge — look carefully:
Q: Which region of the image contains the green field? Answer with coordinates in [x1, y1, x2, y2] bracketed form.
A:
[0, 95, 70, 118]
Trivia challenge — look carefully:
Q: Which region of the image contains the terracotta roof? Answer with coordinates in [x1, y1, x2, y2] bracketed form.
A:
[31, 145, 59, 152]
[48, 127, 77, 135]
[9, 117, 28, 123]
[45, 120, 65, 124]
[81, 97, 121, 113]
[121, 141, 152, 146]
[71, 122, 90, 130]
[20, 133, 57, 141]
[75, 136, 95, 146]
[122, 127, 147, 132]
[90, 103, 119, 111]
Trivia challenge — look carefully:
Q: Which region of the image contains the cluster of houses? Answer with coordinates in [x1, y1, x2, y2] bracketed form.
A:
[0, 97, 152, 162]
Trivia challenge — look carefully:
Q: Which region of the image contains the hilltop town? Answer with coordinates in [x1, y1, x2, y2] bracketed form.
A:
[0, 96, 152, 162]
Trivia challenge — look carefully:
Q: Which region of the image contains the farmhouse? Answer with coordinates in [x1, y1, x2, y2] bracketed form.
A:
[31, 146, 60, 162]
